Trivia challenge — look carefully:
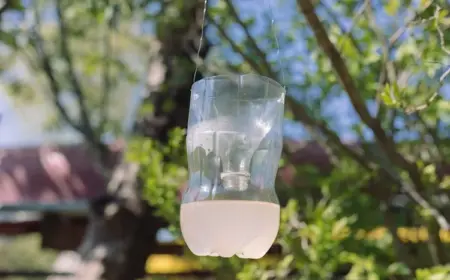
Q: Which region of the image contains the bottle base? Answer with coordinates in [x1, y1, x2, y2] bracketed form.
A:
[180, 200, 280, 259]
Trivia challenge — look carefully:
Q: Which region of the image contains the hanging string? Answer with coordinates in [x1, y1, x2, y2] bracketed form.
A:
[265, 0, 286, 88]
[193, 0, 209, 83]
[192, 0, 285, 87]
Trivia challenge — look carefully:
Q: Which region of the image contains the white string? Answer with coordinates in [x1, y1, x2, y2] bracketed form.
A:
[193, 0, 209, 83]
[193, 0, 285, 87]
[265, 0, 285, 87]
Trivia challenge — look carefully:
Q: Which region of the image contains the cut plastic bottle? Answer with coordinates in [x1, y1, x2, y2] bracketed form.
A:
[180, 74, 285, 259]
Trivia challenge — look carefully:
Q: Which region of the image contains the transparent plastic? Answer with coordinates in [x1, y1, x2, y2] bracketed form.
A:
[180, 74, 285, 259]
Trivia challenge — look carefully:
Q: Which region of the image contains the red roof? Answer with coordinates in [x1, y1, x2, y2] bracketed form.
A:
[0, 140, 330, 206]
[0, 144, 112, 205]
[2, 140, 448, 207]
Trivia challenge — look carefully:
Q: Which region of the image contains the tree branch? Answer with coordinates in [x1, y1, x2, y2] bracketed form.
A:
[297, 1, 418, 176]
[403, 183, 449, 229]
[297, 0, 379, 133]
[27, 2, 109, 164]
[289, 103, 373, 172]
[55, 1, 98, 141]
[436, 5, 450, 56]
[297, 0, 449, 228]
[290, 104, 446, 218]
[401, 5, 450, 113]
[211, 3, 365, 170]
[100, 13, 114, 130]
[388, 2, 437, 48]
[30, 5, 82, 133]
[411, 86, 445, 165]
[209, 18, 267, 75]
[222, 0, 276, 77]
[210, 13, 370, 170]
[404, 66, 450, 114]
[211, 5, 392, 195]
[32, 32, 84, 133]
[320, 0, 364, 55]
[54, 1, 110, 162]
[365, 2, 391, 120]
[342, 0, 370, 42]
[210, 3, 447, 227]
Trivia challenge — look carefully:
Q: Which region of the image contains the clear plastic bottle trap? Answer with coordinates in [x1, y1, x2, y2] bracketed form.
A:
[180, 74, 285, 259]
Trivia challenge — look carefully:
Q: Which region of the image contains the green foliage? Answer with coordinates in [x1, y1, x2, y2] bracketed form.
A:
[0, 30, 17, 48]
[0, 234, 57, 280]
[127, 127, 187, 229]
[240, 160, 404, 279]
[385, 0, 401, 16]
[380, 83, 402, 108]
[416, 265, 450, 280]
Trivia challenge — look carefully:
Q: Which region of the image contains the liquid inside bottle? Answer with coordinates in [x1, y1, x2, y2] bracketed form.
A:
[180, 200, 280, 258]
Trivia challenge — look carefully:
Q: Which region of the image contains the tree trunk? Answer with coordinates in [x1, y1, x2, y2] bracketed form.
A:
[69, 2, 211, 279]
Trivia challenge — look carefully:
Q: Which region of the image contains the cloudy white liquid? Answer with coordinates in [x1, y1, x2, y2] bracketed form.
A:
[180, 200, 280, 259]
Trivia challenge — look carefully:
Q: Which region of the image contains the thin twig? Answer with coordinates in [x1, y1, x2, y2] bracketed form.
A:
[405, 67, 450, 114]
[31, 4, 81, 132]
[388, 2, 436, 47]
[288, 103, 373, 172]
[435, 6, 450, 55]
[210, 3, 447, 226]
[320, 0, 365, 55]
[297, 0, 399, 159]
[340, 0, 370, 52]
[55, 1, 96, 140]
[32, 33, 86, 134]
[209, 18, 268, 75]
[211, 13, 373, 172]
[403, 183, 449, 229]
[415, 112, 443, 160]
[212, 2, 396, 202]
[99, 8, 115, 131]
[223, 0, 275, 77]
[31, 1, 109, 163]
[366, 2, 391, 119]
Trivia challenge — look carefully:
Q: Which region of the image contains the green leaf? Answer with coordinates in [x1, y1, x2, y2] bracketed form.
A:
[380, 86, 395, 106]
[0, 31, 16, 48]
[416, 2, 436, 19]
[339, 36, 357, 59]
[436, 100, 450, 123]
[430, 273, 450, 280]
[387, 262, 411, 276]
[385, 0, 400, 16]
[367, 274, 380, 280]
[332, 217, 349, 238]
[391, 83, 402, 101]
[380, 83, 405, 108]
[419, 0, 432, 10]
[2, 0, 24, 11]
[440, 176, 450, 189]
[278, 254, 294, 270]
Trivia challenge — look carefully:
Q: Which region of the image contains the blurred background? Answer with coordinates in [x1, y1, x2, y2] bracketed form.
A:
[0, 0, 449, 279]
